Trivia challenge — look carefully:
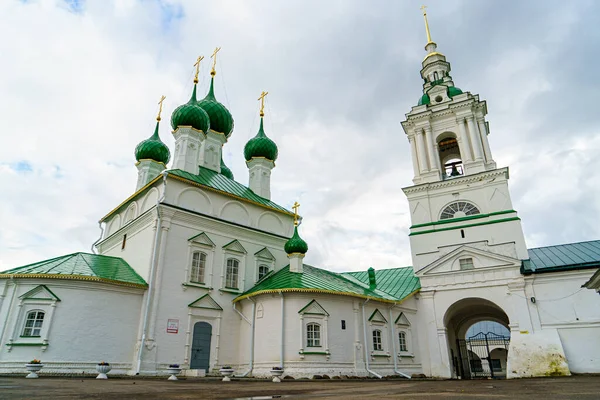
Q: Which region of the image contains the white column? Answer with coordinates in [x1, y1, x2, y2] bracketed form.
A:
[416, 129, 429, 172]
[408, 136, 420, 177]
[466, 116, 484, 160]
[456, 118, 472, 162]
[477, 117, 493, 163]
[424, 126, 439, 171]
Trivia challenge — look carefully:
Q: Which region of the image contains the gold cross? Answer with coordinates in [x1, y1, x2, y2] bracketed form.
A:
[258, 91, 269, 117]
[156, 95, 166, 121]
[420, 5, 433, 44]
[292, 201, 300, 226]
[210, 47, 221, 76]
[194, 55, 204, 84]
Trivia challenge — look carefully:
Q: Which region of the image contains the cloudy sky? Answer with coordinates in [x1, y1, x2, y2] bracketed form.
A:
[1, 0, 599, 273]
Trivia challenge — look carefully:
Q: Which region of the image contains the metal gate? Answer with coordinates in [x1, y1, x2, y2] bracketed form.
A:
[456, 332, 509, 379]
[190, 322, 212, 372]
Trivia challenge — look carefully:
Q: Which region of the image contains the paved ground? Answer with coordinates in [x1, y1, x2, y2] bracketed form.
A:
[0, 375, 598, 400]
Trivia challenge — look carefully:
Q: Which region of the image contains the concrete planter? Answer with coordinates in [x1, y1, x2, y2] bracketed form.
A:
[270, 369, 284, 383]
[166, 367, 182, 381]
[219, 368, 234, 382]
[96, 364, 112, 379]
[25, 363, 44, 379]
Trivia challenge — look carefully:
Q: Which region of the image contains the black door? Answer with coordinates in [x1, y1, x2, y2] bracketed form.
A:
[190, 322, 212, 371]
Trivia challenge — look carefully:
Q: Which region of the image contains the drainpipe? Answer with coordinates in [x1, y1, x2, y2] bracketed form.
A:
[90, 221, 105, 255]
[237, 298, 256, 377]
[389, 307, 411, 379]
[280, 292, 285, 369]
[361, 299, 382, 379]
[136, 172, 167, 374]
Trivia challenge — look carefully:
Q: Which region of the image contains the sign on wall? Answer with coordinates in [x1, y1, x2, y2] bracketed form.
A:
[167, 319, 179, 334]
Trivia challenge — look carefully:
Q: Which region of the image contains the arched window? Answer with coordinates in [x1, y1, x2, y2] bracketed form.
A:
[306, 323, 321, 347]
[22, 310, 45, 337]
[433, 71, 439, 81]
[372, 329, 383, 351]
[191, 251, 207, 283]
[225, 258, 239, 289]
[440, 201, 480, 220]
[258, 265, 269, 280]
[398, 331, 407, 352]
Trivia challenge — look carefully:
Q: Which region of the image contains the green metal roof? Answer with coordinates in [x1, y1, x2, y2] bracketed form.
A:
[244, 118, 278, 162]
[235, 264, 419, 303]
[522, 240, 600, 274]
[167, 168, 292, 215]
[135, 121, 171, 164]
[0, 252, 147, 288]
[343, 267, 421, 300]
[284, 226, 308, 255]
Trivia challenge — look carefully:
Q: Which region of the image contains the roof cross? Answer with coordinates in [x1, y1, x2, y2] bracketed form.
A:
[292, 201, 300, 226]
[156, 95, 166, 122]
[258, 91, 269, 117]
[210, 47, 221, 77]
[420, 5, 433, 44]
[194, 55, 204, 84]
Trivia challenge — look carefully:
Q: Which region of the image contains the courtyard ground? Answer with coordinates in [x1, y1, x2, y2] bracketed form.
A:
[0, 375, 598, 400]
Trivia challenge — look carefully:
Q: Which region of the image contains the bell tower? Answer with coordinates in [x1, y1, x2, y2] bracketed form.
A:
[401, 7, 528, 274]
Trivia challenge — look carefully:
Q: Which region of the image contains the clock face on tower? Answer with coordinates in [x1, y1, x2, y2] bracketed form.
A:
[440, 201, 480, 220]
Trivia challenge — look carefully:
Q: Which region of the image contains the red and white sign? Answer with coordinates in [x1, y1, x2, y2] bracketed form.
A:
[167, 319, 179, 334]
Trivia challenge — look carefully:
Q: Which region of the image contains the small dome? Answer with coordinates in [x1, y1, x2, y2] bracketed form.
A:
[243, 118, 278, 162]
[197, 78, 234, 137]
[220, 155, 234, 180]
[447, 86, 463, 98]
[418, 93, 430, 106]
[135, 122, 171, 164]
[171, 85, 210, 132]
[284, 226, 308, 255]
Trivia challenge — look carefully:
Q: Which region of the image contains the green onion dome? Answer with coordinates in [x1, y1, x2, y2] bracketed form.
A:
[284, 226, 308, 255]
[220, 155, 234, 180]
[418, 93, 430, 106]
[197, 78, 234, 137]
[135, 121, 171, 164]
[447, 86, 463, 98]
[170, 84, 210, 132]
[243, 118, 278, 162]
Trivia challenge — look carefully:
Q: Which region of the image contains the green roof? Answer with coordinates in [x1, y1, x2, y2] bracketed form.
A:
[0, 252, 147, 288]
[284, 226, 308, 255]
[417, 93, 430, 106]
[244, 118, 278, 162]
[521, 240, 600, 274]
[197, 77, 234, 137]
[343, 267, 421, 300]
[170, 84, 210, 133]
[167, 168, 292, 215]
[135, 121, 171, 164]
[235, 264, 419, 303]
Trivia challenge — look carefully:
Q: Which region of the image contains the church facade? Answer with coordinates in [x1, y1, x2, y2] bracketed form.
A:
[1, 14, 599, 379]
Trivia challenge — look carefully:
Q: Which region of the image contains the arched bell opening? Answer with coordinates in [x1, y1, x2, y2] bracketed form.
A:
[437, 135, 463, 179]
[443, 298, 511, 379]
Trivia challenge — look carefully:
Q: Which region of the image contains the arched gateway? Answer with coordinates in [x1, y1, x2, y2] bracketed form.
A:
[444, 298, 510, 379]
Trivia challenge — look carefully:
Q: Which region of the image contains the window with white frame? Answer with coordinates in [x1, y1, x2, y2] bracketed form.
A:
[459, 257, 474, 270]
[225, 258, 239, 289]
[190, 251, 207, 283]
[22, 310, 45, 337]
[372, 329, 383, 351]
[306, 323, 321, 347]
[258, 264, 269, 280]
[398, 331, 407, 352]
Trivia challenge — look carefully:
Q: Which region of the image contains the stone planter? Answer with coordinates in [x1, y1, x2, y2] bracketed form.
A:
[219, 368, 234, 382]
[96, 364, 112, 379]
[25, 363, 44, 379]
[270, 369, 284, 383]
[166, 367, 182, 381]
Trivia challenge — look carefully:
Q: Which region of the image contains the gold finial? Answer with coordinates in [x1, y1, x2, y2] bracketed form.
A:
[156, 95, 166, 122]
[210, 47, 221, 77]
[258, 91, 269, 117]
[420, 5, 433, 44]
[292, 201, 300, 226]
[194, 55, 204, 84]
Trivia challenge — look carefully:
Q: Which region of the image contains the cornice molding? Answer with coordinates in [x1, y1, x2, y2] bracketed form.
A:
[402, 167, 509, 194]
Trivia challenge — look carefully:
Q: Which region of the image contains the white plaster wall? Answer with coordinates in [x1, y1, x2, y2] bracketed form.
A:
[0, 280, 143, 374]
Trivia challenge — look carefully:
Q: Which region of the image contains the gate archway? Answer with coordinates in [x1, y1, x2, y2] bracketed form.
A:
[443, 298, 510, 379]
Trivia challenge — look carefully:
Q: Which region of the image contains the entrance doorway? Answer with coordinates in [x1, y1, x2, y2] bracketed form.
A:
[444, 298, 510, 380]
[190, 322, 212, 372]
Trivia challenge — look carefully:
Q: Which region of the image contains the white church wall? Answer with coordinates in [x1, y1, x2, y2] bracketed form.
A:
[0, 280, 143, 374]
[525, 270, 600, 374]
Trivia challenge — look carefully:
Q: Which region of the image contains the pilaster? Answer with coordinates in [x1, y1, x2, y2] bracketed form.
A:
[199, 130, 227, 173]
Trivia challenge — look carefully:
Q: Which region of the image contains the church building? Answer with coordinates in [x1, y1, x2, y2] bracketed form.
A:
[0, 11, 599, 379]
